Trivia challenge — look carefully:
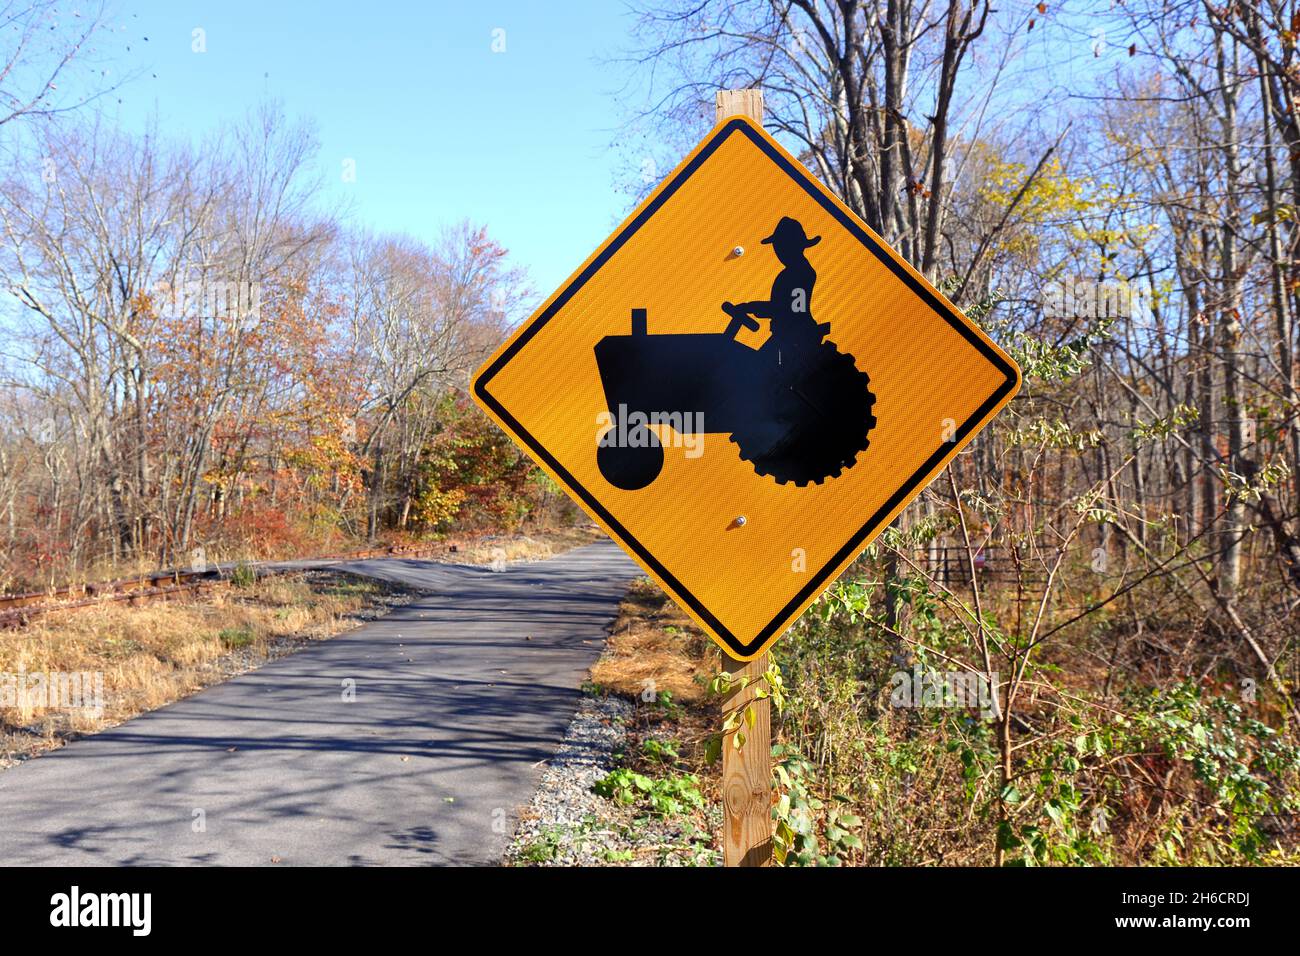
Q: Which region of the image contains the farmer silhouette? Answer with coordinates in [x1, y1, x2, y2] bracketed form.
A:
[723, 217, 827, 351]
[594, 214, 877, 490]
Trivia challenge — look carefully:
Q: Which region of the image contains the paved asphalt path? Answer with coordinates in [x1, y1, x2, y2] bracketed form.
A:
[0, 541, 640, 865]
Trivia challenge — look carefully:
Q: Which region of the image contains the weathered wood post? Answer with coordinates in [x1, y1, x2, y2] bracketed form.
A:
[716, 86, 774, 870]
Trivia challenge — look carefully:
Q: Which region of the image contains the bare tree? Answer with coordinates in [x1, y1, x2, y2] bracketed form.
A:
[0, 0, 115, 128]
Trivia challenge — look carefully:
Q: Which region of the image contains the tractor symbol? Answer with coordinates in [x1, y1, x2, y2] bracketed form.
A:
[594, 217, 877, 491]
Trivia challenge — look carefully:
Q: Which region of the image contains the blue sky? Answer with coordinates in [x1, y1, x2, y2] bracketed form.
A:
[42, 2, 1129, 303]
[90, 1, 645, 298]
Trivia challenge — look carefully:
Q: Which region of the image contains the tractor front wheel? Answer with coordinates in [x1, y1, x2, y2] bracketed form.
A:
[597, 425, 664, 490]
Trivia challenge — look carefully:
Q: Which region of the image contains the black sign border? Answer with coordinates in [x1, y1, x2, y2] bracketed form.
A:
[474, 118, 1019, 659]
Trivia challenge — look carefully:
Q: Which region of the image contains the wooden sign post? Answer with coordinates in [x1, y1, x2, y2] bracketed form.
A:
[717, 88, 773, 869]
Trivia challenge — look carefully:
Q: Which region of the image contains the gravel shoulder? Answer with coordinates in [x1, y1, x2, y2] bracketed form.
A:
[506, 578, 722, 867]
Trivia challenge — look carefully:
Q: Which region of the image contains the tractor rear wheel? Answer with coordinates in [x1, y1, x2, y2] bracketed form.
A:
[730, 341, 876, 487]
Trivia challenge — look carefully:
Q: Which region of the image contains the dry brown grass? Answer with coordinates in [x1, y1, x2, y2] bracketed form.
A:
[591, 577, 716, 703]
[0, 573, 408, 765]
[452, 524, 606, 565]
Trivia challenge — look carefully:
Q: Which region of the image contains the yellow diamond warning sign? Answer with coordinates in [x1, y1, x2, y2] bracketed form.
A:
[472, 114, 1020, 660]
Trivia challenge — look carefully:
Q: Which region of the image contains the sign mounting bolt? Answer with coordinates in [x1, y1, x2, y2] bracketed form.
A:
[732, 245, 744, 257]
[735, 515, 747, 527]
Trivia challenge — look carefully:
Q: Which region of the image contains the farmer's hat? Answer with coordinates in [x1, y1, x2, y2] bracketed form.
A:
[761, 216, 821, 249]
